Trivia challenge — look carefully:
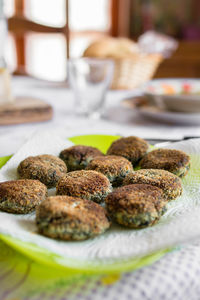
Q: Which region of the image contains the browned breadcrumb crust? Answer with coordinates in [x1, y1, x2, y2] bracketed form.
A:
[56, 170, 112, 203]
[0, 179, 47, 214]
[86, 155, 133, 186]
[17, 154, 67, 188]
[139, 149, 190, 177]
[36, 195, 110, 240]
[59, 145, 103, 171]
[107, 136, 149, 165]
[123, 169, 182, 200]
[105, 184, 167, 228]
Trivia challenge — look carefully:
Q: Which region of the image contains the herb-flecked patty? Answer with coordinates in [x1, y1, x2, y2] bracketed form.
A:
[107, 136, 149, 166]
[0, 179, 47, 214]
[105, 184, 167, 228]
[86, 155, 133, 187]
[36, 195, 110, 240]
[139, 148, 190, 177]
[17, 154, 67, 188]
[59, 145, 103, 171]
[56, 170, 112, 203]
[123, 169, 182, 201]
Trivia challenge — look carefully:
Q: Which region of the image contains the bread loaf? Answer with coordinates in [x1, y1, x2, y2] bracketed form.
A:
[83, 37, 139, 59]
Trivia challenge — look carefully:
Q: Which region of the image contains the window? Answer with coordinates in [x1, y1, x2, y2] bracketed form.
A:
[69, 0, 110, 58]
[5, 0, 111, 81]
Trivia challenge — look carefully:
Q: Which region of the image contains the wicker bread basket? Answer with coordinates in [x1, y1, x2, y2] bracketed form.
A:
[109, 54, 162, 90]
[83, 38, 163, 90]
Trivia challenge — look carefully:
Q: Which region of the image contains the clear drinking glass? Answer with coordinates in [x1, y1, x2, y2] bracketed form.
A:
[68, 58, 113, 118]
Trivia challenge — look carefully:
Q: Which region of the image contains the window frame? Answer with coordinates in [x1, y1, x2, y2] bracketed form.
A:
[7, 0, 131, 76]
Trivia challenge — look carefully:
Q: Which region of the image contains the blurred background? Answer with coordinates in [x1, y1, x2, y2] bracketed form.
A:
[4, 0, 200, 82]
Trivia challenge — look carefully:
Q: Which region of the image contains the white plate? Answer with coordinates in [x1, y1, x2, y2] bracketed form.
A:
[137, 106, 200, 125]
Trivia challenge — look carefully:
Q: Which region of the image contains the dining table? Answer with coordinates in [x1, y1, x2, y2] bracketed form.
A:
[1, 75, 200, 300]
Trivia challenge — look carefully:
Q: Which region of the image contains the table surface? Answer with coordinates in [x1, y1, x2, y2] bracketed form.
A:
[1, 76, 200, 300]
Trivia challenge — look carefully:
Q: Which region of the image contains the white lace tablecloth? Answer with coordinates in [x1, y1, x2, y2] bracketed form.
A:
[1, 76, 200, 300]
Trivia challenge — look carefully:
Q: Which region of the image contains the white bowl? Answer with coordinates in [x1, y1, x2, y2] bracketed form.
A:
[143, 78, 200, 113]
